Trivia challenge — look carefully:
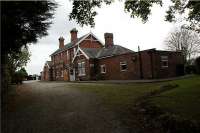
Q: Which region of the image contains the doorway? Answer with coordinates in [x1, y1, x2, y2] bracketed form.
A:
[69, 68, 75, 81]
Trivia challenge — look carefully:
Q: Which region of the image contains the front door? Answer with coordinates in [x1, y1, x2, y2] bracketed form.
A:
[69, 68, 75, 81]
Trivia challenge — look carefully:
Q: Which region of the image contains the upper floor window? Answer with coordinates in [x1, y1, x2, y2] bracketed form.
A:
[66, 50, 69, 60]
[100, 65, 106, 73]
[161, 56, 168, 68]
[73, 48, 76, 57]
[120, 61, 127, 71]
[78, 61, 86, 76]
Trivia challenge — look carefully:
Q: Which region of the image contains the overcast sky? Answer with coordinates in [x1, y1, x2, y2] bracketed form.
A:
[26, 0, 179, 75]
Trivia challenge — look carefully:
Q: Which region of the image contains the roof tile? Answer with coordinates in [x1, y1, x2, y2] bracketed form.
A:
[81, 45, 134, 59]
[51, 34, 88, 56]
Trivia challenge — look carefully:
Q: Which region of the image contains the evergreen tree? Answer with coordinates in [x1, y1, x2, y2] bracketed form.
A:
[1, 1, 57, 91]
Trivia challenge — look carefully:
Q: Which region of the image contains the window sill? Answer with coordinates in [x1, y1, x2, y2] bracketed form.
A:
[161, 66, 168, 68]
[78, 74, 86, 76]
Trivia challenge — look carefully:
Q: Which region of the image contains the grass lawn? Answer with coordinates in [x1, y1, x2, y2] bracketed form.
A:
[70, 75, 200, 121]
[150, 75, 200, 121]
[69, 82, 161, 109]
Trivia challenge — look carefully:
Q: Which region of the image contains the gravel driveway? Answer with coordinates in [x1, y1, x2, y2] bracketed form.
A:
[3, 81, 128, 133]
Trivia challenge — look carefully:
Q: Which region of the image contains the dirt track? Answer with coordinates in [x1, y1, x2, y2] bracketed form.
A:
[2, 81, 128, 133]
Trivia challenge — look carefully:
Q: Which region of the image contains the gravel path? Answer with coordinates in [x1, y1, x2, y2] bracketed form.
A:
[3, 81, 128, 133]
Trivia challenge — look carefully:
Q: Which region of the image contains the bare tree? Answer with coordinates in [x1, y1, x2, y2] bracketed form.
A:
[165, 27, 200, 62]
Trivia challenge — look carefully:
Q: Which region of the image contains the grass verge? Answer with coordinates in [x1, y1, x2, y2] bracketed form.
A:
[69, 75, 200, 132]
[150, 75, 200, 121]
[69, 82, 162, 110]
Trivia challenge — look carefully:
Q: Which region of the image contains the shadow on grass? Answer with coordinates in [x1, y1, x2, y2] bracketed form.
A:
[125, 83, 200, 133]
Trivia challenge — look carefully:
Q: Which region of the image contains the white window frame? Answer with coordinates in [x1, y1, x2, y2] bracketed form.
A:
[61, 70, 63, 77]
[100, 64, 106, 74]
[120, 61, 127, 71]
[90, 64, 94, 67]
[66, 50, 69, 61]
[161, 56, 168, 68]
[78, 61, 86, 76]
[73, 48, 76, 57]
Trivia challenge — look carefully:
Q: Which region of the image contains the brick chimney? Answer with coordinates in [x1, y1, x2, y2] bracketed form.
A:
[70, 28, 78, 45]
[104, 33, 114, 48]
[59, 37, 64, 49]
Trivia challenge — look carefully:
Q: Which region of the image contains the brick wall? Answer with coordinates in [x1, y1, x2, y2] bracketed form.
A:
[42, 65, 52, 81]
[80, 40, 103, 48]
[97, 53, 137, 80]
[49, 30, 184, 81]
[153, 51, 184, 78]
[51, 35, 102, 81]
[133, 50, 184, 79]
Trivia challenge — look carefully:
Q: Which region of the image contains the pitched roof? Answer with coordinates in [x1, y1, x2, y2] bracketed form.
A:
[81, 48, 101, 58]
[81, 45, 134, 59]
[51, 34, 88, 56]
[97, 45, 134, 58]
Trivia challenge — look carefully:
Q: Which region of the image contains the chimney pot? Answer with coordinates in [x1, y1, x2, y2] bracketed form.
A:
[70, 28, 78, 45]
[104, 33, 114, 48]
[59, 37, 65, 49]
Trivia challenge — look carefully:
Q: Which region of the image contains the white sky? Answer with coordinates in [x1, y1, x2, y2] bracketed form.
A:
[26, 0, 179, 75]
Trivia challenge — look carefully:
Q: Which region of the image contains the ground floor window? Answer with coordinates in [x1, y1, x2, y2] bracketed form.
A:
[56, 71, 59, 78]
[161, 56, 168, 68]
[120, 61, 127, 71]
[70, 69, 74, 75]
[78, 61, 86, 76]
[61, 70, 63, 77]
[100, 64, 106, 73]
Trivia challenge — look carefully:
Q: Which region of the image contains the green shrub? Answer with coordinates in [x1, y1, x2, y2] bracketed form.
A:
[11, 68, 28, 84]
[185, 65, 196, 74]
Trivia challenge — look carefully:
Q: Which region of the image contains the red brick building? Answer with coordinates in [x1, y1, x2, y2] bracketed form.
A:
[41, 61, 52, 81]
[41, 28, 184, 81]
